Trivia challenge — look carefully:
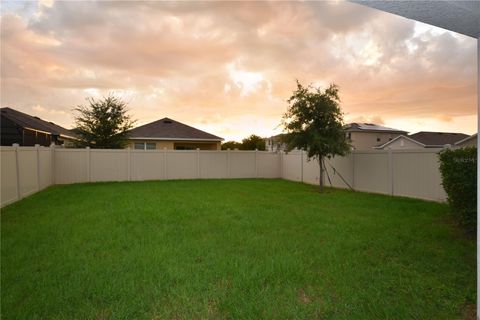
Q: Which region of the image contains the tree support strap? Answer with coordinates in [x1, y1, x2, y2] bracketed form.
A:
[324, 159, 355, 192]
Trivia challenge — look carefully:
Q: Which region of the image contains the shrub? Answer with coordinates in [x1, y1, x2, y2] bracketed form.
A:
[439, 147, 477, 233]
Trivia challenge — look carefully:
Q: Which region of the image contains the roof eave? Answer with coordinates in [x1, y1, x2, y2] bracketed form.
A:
[375, 135, 426, 149]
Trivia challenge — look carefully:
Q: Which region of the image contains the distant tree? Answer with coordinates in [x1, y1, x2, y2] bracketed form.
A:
[240, 135, 266, 151]
[282, 81, 350, 192]
[222, 141, 242, 150]
[74, 96, 135, 149]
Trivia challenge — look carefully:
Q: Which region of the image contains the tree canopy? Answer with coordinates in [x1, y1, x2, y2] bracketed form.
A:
[73, 96, 135, 149]
[282, 81, 350, 191]
[221, 135, 266, 151]
[240, 135, 266, 151]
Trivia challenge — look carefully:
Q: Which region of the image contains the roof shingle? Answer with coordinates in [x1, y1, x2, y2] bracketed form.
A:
[408, 131, 469, 146]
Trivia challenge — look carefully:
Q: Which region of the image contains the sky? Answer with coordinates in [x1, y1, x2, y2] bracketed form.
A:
[1, 0, 477, 141]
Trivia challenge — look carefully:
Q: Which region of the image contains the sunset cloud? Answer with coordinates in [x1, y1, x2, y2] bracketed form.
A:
[1, 1, 476, 140]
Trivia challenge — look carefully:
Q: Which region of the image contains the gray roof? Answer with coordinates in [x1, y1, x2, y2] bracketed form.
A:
[408, 131, 469, 146]
[345, 123, 407, 133]
[454, 133, 477, 146]
[128, 117, 223, 141]
[1, 107, 76, 138]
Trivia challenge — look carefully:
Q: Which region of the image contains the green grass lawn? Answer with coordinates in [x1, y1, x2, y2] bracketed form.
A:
[1, 179, 475, 319]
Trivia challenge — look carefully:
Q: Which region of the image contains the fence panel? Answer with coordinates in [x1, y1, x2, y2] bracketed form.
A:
[17, 148, 39, 198]
[131, 150, 165, 181]
[282, 152, 302, 182]
[229, 151, 256, 178]
[1, 148, 19, 207]
[200, 151, 228, 179]
[353, 151, 390, 195]
[55, 149, 88, 184]
[392, 149, 446, 201]
[166, 151, 197, 179]
[38, 148, 53, 189]
[325, 154, 354, 189]
[257, 152, 281, 178]
[302, 155, 319, 185]
[89, 150, 128, 182]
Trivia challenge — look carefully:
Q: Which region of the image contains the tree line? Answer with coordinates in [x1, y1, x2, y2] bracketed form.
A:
[221, 135, 266, 151]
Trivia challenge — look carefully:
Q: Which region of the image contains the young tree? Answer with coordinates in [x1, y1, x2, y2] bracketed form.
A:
[240, 134, 266, 151]
[74, 96, 135, 149]
[282, 81, 350, 192]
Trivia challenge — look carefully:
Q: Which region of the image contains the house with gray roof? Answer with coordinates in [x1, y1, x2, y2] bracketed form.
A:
[375, 131, 469, 150]
[345, 123, 407, 150]
[127, 117, 223, 150]
[1, 107, 77, 147]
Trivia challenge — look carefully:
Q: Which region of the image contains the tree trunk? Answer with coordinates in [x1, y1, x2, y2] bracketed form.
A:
[318, 156, 324, 192]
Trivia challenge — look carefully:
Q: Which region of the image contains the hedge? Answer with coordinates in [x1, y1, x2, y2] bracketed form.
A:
[439, 147, 477, 233]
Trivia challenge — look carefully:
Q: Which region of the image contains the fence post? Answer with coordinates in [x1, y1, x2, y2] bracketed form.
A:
[86, 147, 91, 182]
[13, 143, 21, 200]
[388, 149, 394, 196]
[50, 143, 55, 185]
[255, 149, 258, 178]
[196, 148, 200, 179]
[127, 147, 132, 181]
[301, 151, 304, 183]
[163, 147, 167, 180]
[35, 144, 40, 191]
[280, 151, 284, 178]
[352, 151, 355, 190]
[227, 149, 231, 178]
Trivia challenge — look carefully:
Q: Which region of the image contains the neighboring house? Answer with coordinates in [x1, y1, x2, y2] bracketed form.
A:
[375, 131, 470, 150]
[454, 133, 477, 148]
[345, 123, 407, 150]
[1, 107, 77, 147]
[128, 117, 223, 150]
[265, 134, 287, 152]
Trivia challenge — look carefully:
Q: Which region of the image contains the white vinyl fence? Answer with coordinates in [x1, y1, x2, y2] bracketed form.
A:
[1, 146, 54, 207]
[281, 149, 447, 202]
[1, 146, 447, 207]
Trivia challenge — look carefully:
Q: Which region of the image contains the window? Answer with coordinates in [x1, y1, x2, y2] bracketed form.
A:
[134, 142, 156, 150]
[175, 145, 196, 150]
[134, 143, 145, 150]
[347, 132, 351, 140]
[376, 137, 381, 142]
